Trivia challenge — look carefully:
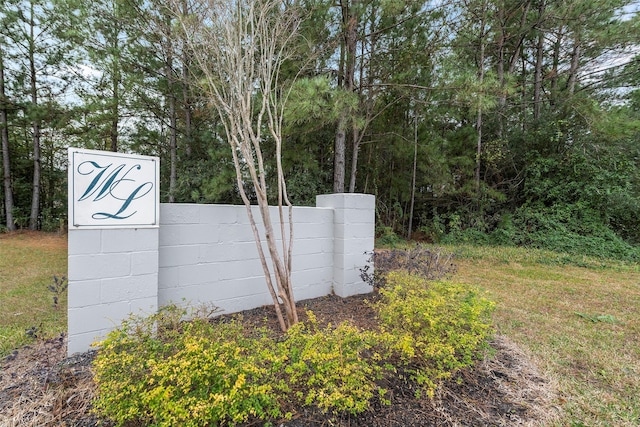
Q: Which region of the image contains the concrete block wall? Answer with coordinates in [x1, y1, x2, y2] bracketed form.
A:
[68, 193, 374, 355]
[67, 228, 159, 355]
[158, 204, 336, 313]
[316, 194, 375, 297]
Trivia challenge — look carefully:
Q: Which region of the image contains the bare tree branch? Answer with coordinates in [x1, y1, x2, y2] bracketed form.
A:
[173, 0, 302, 330]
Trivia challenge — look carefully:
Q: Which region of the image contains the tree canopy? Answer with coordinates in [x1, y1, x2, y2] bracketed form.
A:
[1, 0, 639, 258]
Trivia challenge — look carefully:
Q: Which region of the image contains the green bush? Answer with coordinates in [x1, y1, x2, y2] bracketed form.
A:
[376, 225, 403, 247]
[92, 306, 285, 426]
[92, 273, 495, 425]
[375, 271, 495, 396]
[282, 312, 387, 414]
[512, 202, 640, 261]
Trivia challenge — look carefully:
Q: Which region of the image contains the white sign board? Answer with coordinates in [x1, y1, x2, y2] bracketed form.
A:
[68, 148, 160, 229]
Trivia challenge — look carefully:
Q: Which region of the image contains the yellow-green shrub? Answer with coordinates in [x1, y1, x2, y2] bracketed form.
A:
[281, 312, 388, 414]
[92, 305, 285, 426]
[92, 274, 495, 425]
[374, 270, 495, 396]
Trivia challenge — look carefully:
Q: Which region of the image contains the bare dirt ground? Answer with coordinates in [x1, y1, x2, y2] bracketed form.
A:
[0, 292, 561, 427]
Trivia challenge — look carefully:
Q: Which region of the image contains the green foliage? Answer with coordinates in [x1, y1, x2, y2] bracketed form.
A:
[376, 225, 403, 247]
[92, 305, 284, 426]
[282, 312, 386, 414]
[435, 137, 640, 261]
[511, 202, 639, 261]
[285, 76, 344, 126]
[93, 273, 495, 425]
[375, 271, 495, 397]
[503, 144, 640, 260]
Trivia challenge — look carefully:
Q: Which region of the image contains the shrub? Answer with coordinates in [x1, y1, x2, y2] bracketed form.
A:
[92, 305, 284, 426]
[376, 225, 403, 247]
[512, 202, 640, 261]
[92, 272, 495, 425]
[282, 312, 387, 414]
[374, 271, 495, 397]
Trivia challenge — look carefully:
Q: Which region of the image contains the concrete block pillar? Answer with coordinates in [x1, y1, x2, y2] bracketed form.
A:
[67, 228, 159, 355]
[316, 193, 375, 297]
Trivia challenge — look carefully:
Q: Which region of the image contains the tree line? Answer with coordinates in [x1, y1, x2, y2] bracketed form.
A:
[1, 0, 639, 257]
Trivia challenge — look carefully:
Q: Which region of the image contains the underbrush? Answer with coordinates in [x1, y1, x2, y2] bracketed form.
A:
[434, 204, 640, 262]
[92, 268, 494, 426]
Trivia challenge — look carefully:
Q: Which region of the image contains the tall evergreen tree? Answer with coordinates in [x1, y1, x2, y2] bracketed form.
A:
[0, 40, 15, 230]
[1, 0, 78, 229]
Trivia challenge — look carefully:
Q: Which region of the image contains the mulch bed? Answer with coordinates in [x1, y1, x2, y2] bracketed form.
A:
[0, 292, 560, 426]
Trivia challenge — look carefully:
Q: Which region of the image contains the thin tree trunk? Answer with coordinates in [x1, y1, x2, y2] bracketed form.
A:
[363, 141, 373, 193]
[533, 0, 545, 121]
[165, 16, 177, 203]
[182, 68, 192, 159]
[475, 108, 483, 192]
[533, 32, 544, 120]
[168, 85, 177, 203]
[182, 76, 192, 157]
[521, 55, 527, 133]
[110, 3, 120, 153]
[567, 35, 581, 95]
[507, 0, 531, 75]
[475, 1, 487, 193]
[334, 0, 357, 194]
[550, 29, 562, 105]
[407, 117, 417, 240]
[110, 95, 118, 152]
[0, 47, 15, 231]
[231, 150, 289, 332]
[334, 113, 347, 193]
[28, 5, 40, 231]
[182, 0, 192, 158]
[348, 17, 368, 194]
[348, 127, 360, 193]
[497, 5, 505, 139]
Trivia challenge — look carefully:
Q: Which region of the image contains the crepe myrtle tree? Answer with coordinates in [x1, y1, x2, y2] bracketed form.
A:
[175, 0, 301, 331]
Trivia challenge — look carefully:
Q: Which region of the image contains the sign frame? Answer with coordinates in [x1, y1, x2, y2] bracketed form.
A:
[68, 148, 160, 229]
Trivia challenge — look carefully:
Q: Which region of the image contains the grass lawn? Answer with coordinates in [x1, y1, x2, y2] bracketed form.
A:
[0, 231, 68, 357]
[1, 232, 639, 426]
[452, 245, 640, 427]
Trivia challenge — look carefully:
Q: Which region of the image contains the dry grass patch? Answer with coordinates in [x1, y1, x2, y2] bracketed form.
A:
[0, 335, 97, 427]
[452, 245, 640, 426]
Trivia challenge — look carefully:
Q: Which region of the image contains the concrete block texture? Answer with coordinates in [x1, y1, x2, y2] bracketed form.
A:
[67, 280, 101, 308]
[100, 275, 158, 304]
[69, 252, 131, 281]
[101, 228, 159, 252]
[160, 203, 201, 224]
[315, 194, 374, 297]
[67, 228, 159, 356]
[69, 196, 375, 355]
[67, 229, 101, 255]
[316, 193, 375, 210]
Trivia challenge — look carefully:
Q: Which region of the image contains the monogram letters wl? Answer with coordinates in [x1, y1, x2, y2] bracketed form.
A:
[76, 161, 154, 221]
[69, 148, 159, 228]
